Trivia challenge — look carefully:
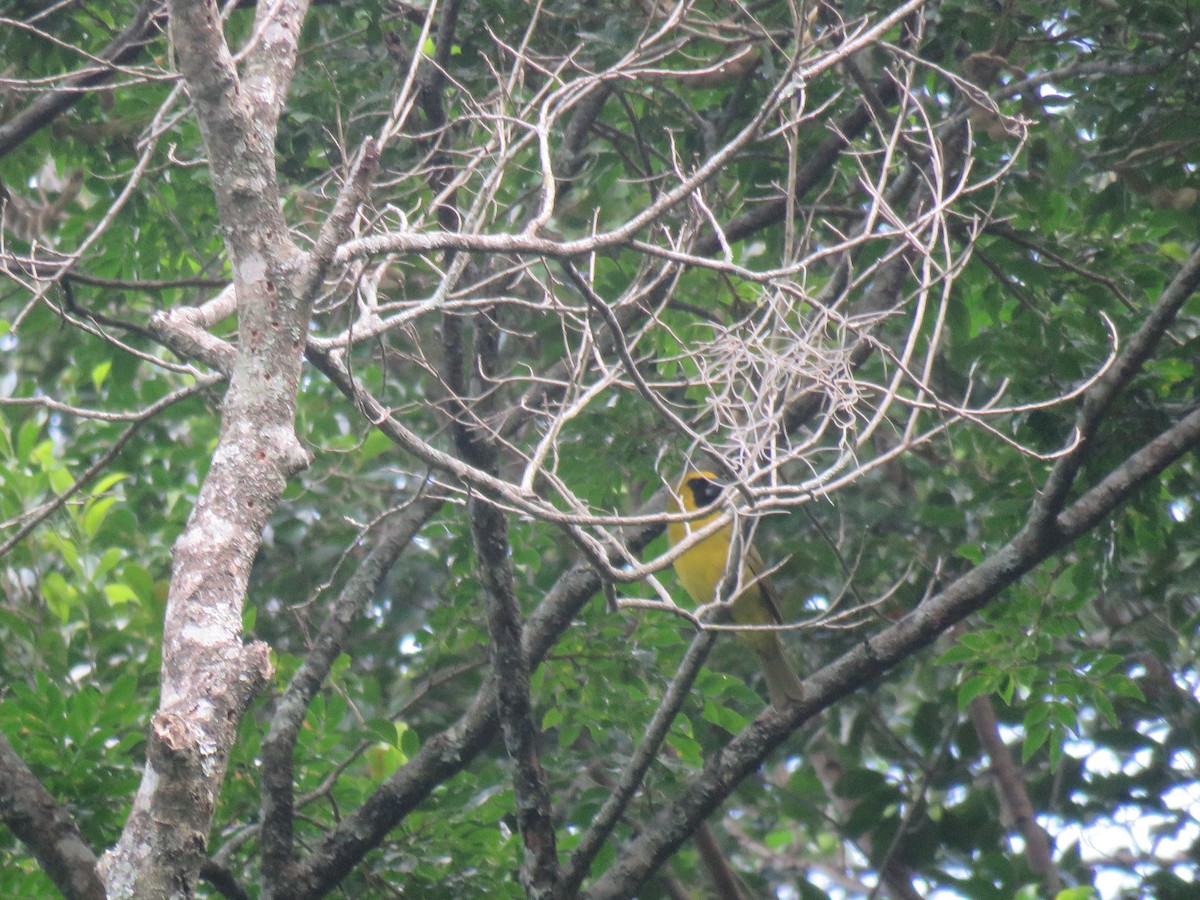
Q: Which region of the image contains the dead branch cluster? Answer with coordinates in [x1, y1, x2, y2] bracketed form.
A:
[3, 1, 1195, 898]
[2, 0, 1075, 561]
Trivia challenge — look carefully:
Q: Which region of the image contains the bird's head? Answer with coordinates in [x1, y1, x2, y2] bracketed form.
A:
[673, 471, 725, 513]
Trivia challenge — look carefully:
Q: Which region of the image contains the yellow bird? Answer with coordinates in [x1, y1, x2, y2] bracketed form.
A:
[667, 471, 804, 710]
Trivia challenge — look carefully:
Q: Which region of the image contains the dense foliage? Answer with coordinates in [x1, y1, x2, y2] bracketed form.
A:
[2, 1, 1199, 898]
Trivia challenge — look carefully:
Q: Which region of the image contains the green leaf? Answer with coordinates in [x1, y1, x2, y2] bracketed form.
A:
[103, 583, 139, 607]
[31, 438, 57, 469]
[92, 472, 128, 494]
[16, 419, 42, 462]
[90, 360, 112, 392]
[82, 496, 118, 538]
[557, 721, 581, 750]
[701, 699, 749, 733]
[666, 729, 702, 767]
[96, 547, 123, 577]
[957, 675, 994, 711]
[935, 644, 976, 666]
[764, 828, 794, 850]
[836, 768, 889, 799]
[955, 543, 984, 564]
[48, 465, 75, 495]
[998, 674, 1016, 705]
[399, 722, 420, 757]
[365, 742, 405, 780]
[957, 632, 999, 653]
[1158, 241, 1189, 262]
[41, 571, 78, 624]
[1023, 703, 1050, 730]
[1048, 734, 1064, 771]
[1091, 690, 1117, 725]
[1101, 675, 1145, 702]
[1022, 723, 1051, 764]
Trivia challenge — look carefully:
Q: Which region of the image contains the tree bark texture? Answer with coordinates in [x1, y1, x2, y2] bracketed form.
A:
[98, 2, 316, 895]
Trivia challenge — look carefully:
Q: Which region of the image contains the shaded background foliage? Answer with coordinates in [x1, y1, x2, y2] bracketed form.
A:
[2, 0, 1200, 898]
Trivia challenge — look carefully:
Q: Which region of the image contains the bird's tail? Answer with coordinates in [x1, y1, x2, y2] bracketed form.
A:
[756, 636, 804, 710]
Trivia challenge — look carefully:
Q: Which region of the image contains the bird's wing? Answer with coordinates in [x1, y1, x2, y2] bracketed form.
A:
[744, 544, 785, 625]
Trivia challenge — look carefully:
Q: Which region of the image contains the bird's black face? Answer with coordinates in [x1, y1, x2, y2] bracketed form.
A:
[687, 475, 724, 509]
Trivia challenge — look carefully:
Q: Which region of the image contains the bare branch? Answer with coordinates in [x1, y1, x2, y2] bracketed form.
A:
[0, 1, 167, 159]
[967, 695, 1061, 894]
[471, 492, 560, 897]
[582, 402, 1200, 900]
[1034, 245, 1200, 526]
[259, 495, 442, 891]
[0, 377, 221, 561]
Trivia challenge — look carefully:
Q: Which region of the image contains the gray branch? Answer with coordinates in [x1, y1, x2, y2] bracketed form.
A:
[259, 496, 441, 893]
[582, 402, 1200, 899]
[0, 0, 166, 159]
[0, 730, 104, 900]
[98, 0, 321, 895]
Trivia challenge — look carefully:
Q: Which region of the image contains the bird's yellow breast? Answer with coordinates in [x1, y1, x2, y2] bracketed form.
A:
[667, 514, 733, 606]
[667, 473, 780, 637]
[664, 472, 803, 707]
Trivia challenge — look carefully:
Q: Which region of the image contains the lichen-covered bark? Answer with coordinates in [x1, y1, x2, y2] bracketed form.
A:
[97, 2, 316, 896]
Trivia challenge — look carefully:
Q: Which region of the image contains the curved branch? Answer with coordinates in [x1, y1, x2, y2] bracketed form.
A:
[258, 496, 442, 891]
[0, 378, 221, 562]
[582, 402, 1200, 899]
[0, 0, 167, 159]
[281, 505, 663, 899]
[1034, 245, 1200, 526]
[967, 695, 1060, 893]
[336, 1, 927, 267]
[0, 731, 104, 900]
